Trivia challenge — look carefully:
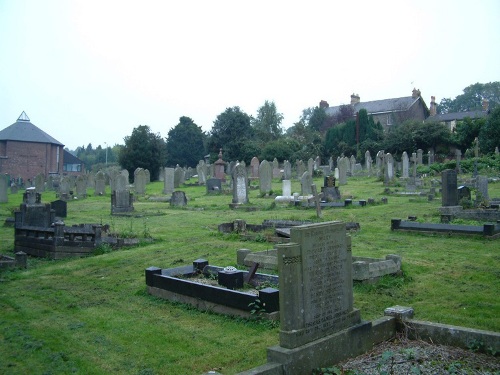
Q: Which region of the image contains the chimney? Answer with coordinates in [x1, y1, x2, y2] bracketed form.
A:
[482, 99, 489, 112]
[430, 96, 437, 116]
[350, 94, 360, 105]
[412, 88, 421, 99]
[319, 100, 329, 109]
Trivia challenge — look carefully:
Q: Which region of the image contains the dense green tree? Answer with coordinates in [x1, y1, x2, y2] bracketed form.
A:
[119, 125, 166, 180]
[308, 106, 328, 132]
[479, 106, 500, 154]
[74, 143, 119, 170]
[452, 117, 485, 152]
[438, 81, 500, 113]
[285, 120, 323, 161]
[165, 117, 206, 167]
[261, 138, 301, 162]
[207, 107, 253, 163]
[251, 100, 284, 143]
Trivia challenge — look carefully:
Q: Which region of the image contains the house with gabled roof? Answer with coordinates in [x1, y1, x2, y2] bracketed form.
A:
[425, 96, 489, 132]
[0, 112, 70, 184]
[323, 88, 430, 131]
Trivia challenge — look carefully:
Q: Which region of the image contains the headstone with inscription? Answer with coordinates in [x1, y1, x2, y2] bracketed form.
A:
[441, 169, 458, 207]
[95, 171, 106, 195]
[259, 160, 272, 195]
[250, 157, 260, 179]
[402, 152, 409, 178]
[276, 221, 360, 349]
[417, 149, 423, 165]
[163, 168, 174, 194]
[34, 173, 45, 193]
[282, 180, 291, 197]
[134, 168, 147, 195]
[272, 158, 281, 179]
[231, 163, 249, 205]
[296, 160, 305, 180]
[75, 175, 87, 198]
[307, 158, 314, 177]
[300, 171, 313, 196]
[283, 160, 292, 180]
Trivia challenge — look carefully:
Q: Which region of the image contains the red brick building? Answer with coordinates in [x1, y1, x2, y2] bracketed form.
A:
[0, 112, 65, 183]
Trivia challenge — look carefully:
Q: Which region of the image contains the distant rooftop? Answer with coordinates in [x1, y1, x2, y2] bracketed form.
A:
[0, 112, 64, 146]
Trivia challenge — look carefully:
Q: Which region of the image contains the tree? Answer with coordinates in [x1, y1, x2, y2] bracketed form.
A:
[308, 106, 328, 132]
[119, 125, 166, 180]
[438, 82, 500, 114]
[251, 100, 284, 143]
[207, 107, 253, 162]
[166, 117, 206, 167]
[452, 117, 485, 152]
[479, 106, 500, 154]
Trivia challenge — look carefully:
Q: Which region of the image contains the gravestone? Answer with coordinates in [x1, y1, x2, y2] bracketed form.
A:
[206, 178, 222, 194]
[338, 157, 348, 185]
[134, 168, 147, 195]
[34, 173, 45, 193]
[259, 160, 272, 195]
[174, 165, 183, 188]
[163, 168, 174, 194]
[476, 175, 489, 204]
[457, 186, 471, 204]
[417, 149, 423, 165]
[86, 172, 95, 188]
[111, 190, 134, 213]
[158, 167, 165, 182]
[441, 169, 458, 207]
[145, 169, 150, 183]
[307, 158, 314, 177]
[250, 157, 260, 179]
[231, 163, 249, 205]
[272, 158, 281, 179]
[428, 150, 434, 165]
[0, 174, 8, 203]
[349, 156, 356, 176]
[276, 221, 360, 349]
[384, 153, 394, 184]
[282, 180, 291, 197]
[214, 149, 226, 182]
[283, 160, 292, 180]
[75, 175, 87, 198]
[115, 173, 128, 192]
[120, 169, 129, 182]
[50, 199, 67, 218]
[322, 175, 340, 201]
[365, 151, 372, 172]
[402, 152, 409, 178]
[196, 161, 207, 185]
[296, 160, 305, 180]
[455, 149, 462, 173]
[376, 150, 385, 179]
[170, 191, 187, 207]
[95, 171, 106, 195]
[300, 172, 313, 196]
[59, 176, 71, 200]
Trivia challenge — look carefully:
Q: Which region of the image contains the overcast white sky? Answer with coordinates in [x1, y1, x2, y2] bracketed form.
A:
[1, 0, 499, 150]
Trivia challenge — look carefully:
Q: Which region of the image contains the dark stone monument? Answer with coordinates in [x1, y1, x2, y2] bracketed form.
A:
[457, 186, 471, 204]
[170, 191, 187, 207]
[206, 178, 222, 194]
[441, 169, 458, 207]
[51, 199, 67, 218]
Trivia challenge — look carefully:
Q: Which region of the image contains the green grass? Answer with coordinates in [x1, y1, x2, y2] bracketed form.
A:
[1, 176, 499, 374]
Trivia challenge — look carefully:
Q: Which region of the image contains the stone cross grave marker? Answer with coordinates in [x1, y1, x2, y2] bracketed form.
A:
[276, 221, 360, 349]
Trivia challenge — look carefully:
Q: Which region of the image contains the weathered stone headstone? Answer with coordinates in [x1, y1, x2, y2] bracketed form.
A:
[170, 191, 187, 207]
[349, 156, 356, 176]
[455, 149, 462, 174]
[307, 158, 314, 177]
[428, 150, 434, 165]
[384, 153, 394, 184]
[111, 190, 134, 213]
[115, 174, 128, 192]
[196, 161, 207, 185]
[163, 168, 174, 194]
[411, 152, 418, 179]
[272, 158, 281, 179]
[300, 171, 313, 196]
[365, 151, 372, 172]
[134, 168, 147, 195]
[250, 157, 260, 179]
[402, 152, 409, 178]
[417, 149, 423, 165]
[59, 176, 71, 200]
[206, 178, 222, 194]
[231, 163, 249, 205]
[296, 160, 305, 180]
[144, 169, 150, 183]
[476, 175, 489, 204]
[282, 180, 291, 197]
[276, 221, 360, 349]
[95, 171, 106, 195]
[0, 174, 8, 203]
[50, 199, 67, 218]
[441, 169, 458, 207]
[75, 175, 87, 198]
[457, 185, 471, 204]
[338, 157, 348, 185]
[259, 160, 272, 195]
[376, 150, 385, 179]
[283, 160, 292, 180]
[214, 149, 226, 182]
[174, 165, 183, 188]
[34, 173, 45, 193]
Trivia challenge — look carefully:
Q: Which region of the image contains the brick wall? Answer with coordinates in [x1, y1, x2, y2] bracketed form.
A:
[0, 140, 63, 182]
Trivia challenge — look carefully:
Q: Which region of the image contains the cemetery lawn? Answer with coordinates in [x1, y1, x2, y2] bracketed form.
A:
[1, 176, 499, 375]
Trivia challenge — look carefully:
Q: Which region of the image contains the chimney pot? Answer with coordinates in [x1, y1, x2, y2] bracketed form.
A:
[350, 94, 360, 105]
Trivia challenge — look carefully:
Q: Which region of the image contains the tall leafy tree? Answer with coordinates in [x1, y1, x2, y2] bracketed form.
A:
[438, 81, 500, 113]
[479, 106, 500, 154]
[119, 125, 166, 180]
[452, 117, 485, 152]
[207, 107, 253, 162]
[166, 117, 205, 167]
[251, 100, 284, 143]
